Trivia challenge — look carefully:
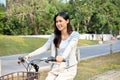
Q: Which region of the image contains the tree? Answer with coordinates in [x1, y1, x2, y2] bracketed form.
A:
[1, 0, 119, 35]
[5, 0, 50, 35]
[0, 3, 6, 34]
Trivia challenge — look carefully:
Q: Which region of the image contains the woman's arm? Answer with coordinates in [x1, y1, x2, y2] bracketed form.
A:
[25, 34, 54, 59]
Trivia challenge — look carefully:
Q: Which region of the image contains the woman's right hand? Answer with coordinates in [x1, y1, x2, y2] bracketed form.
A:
[56, 56, 64, 62]
[25, 54, 31, 60]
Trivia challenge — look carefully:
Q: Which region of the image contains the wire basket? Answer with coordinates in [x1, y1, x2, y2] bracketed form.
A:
[0, 71, 40, 80]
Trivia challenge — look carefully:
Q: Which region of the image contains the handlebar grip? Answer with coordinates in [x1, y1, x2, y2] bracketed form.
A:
[18, 56, 26, 64]
[47, 56, 56, 61]
[46, 56, 66, 63]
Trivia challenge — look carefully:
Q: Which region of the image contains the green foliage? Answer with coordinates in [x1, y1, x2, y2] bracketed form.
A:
[0, 0, 120, 35]
[0, 3, 6, 34]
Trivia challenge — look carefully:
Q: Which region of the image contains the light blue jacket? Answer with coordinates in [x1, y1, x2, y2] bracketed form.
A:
[29, 31, 80, 66]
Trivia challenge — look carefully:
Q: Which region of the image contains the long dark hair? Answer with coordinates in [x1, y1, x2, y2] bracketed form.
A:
[53, 11, 73, 48]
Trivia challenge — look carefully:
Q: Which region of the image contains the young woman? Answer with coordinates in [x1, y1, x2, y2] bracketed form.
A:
[25, 11, 80, 80]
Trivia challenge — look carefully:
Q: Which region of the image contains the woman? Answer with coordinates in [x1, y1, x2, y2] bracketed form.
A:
[25, 11, 80, 80]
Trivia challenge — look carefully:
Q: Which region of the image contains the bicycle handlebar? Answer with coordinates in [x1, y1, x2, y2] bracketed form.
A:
[18, 56, 39, 72]
[18, 57, 26, 63]
[18, 56, 66, 72]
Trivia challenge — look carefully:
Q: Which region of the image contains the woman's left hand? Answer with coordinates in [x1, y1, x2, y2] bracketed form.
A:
[56, 56, 64, 62]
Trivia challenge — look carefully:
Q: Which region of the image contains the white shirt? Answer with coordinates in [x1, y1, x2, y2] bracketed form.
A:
[29, 31, 80, 66]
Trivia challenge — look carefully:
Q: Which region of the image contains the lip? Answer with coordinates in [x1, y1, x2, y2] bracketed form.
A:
[57, 24, 62, 28]
[57, 25, 63, 30]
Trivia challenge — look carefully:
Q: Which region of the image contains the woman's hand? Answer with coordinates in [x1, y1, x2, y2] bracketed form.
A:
[25, 54, 31, 60]
[56, 56, 64, 62]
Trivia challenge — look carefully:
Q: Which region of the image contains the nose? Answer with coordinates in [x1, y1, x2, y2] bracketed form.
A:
[56, 22, 61, 25]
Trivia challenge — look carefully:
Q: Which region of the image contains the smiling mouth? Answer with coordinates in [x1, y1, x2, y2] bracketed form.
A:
[57, 25, 62, 28]
[58, 26, 63, 29]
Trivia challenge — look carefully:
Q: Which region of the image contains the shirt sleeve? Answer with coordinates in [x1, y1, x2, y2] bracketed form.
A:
[62, 32, 80, 59]
[29, 33, 54, 57]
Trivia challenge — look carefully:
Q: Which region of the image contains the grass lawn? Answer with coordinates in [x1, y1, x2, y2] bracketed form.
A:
[0, 35, 47, 56]
[39, 52, 120, 80]
[0, 35, 98, 56]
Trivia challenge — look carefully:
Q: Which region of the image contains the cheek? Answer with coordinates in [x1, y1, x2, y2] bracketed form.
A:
[55, 21, 68, 28]
[63, 22, 68, 27]
[56, 23, 59, 27]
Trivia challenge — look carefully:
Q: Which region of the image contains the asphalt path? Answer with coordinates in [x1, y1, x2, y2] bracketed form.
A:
[80, 40, 120, 60]
[0, 40, 120, 76]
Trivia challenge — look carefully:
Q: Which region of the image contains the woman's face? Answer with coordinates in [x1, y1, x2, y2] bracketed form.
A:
[55, 16, 69, 31]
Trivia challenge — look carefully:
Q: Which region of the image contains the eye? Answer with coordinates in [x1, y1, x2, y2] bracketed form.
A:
[56, 20, 62, 23]
[59, 20, 62, 22]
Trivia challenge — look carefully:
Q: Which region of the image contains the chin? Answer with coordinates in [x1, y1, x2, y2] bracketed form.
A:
[58, 28, 63, 31]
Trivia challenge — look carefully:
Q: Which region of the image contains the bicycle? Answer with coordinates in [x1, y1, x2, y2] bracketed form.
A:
[0, 56, 59, 80]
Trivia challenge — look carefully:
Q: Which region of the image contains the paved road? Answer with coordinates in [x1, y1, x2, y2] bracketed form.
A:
[80, 40, 120, 60]
[0, 40, 120, 76]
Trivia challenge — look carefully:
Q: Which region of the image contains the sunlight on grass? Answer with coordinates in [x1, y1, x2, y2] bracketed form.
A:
[0, 35, 98, 56]
[75, 52, 120, 80]
[0, 35, 25, 43]
[78, 39, 98, 46]
[0, 35, 47, 56]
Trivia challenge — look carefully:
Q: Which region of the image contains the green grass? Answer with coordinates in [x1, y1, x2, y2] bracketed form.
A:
[0, 35, 47, 56]
[75, 52, 120, 80]
[0, 35, 98, 56]
[39, 52, 120, 80]
[78, 39, 98, 46]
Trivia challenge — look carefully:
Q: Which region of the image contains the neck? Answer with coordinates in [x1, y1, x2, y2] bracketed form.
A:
[61, 29, 68, 36]
[61, 29, 69, 40]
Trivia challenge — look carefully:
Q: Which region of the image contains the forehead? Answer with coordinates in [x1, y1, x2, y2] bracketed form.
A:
[56, 16, 65, 21]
